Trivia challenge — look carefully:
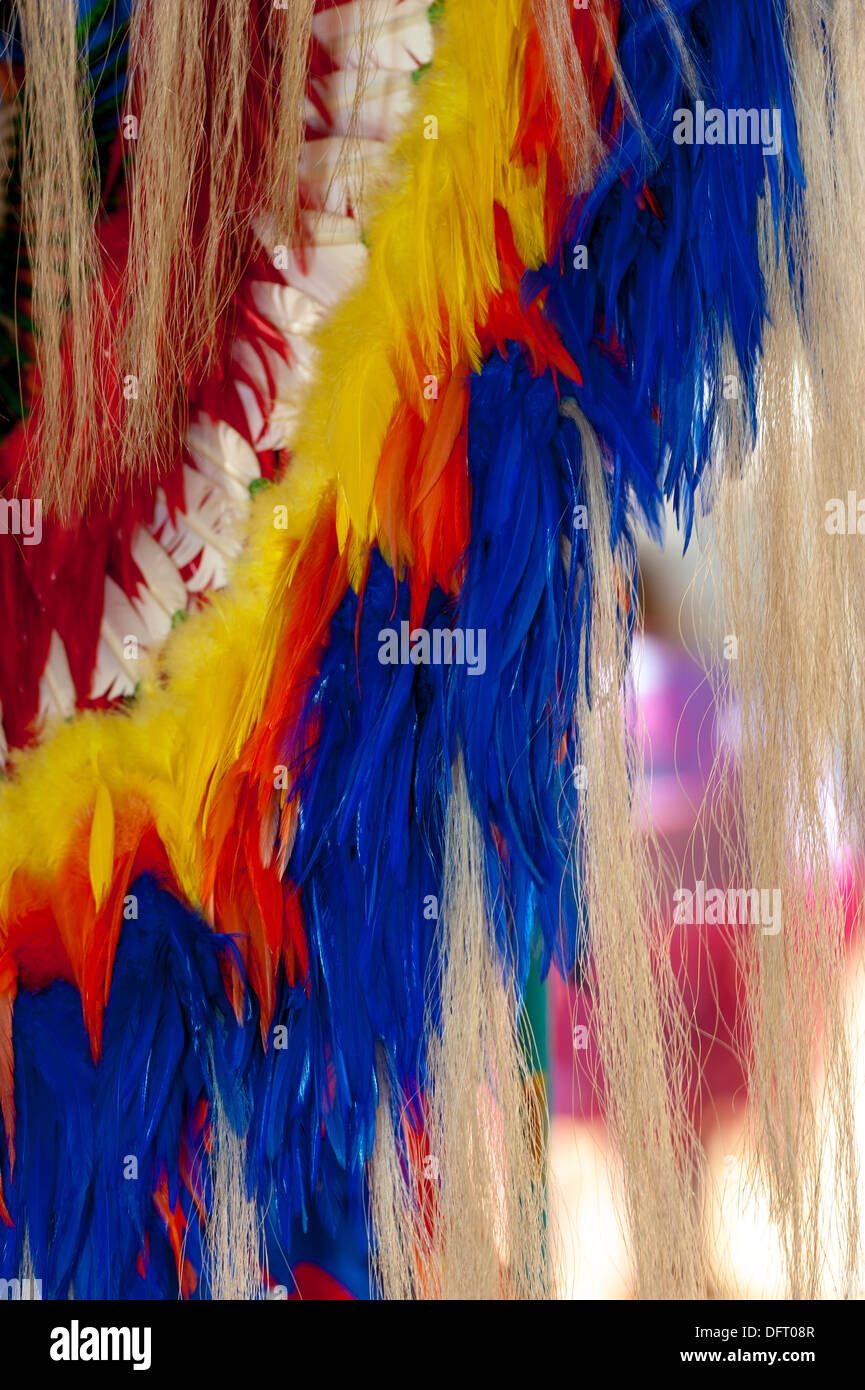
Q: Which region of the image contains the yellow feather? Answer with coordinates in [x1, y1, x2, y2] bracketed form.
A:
[88, 780, 115, 910]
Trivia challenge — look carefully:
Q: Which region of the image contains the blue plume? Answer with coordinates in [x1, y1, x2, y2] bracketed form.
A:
[0, 983, 96, 1299]
[524, 0, 803, 547]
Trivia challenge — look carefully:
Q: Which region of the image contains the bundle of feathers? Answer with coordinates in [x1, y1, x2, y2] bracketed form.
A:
[0, 0, 862, 1301]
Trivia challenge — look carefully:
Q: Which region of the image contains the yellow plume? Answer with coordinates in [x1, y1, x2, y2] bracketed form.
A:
[88, 780, 115, 910]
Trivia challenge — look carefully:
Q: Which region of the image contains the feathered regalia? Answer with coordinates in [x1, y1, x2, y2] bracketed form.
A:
[0, 0, 862, 1300]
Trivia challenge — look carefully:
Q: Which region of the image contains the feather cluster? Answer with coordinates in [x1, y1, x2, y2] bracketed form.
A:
[0, 0, 846, 1300]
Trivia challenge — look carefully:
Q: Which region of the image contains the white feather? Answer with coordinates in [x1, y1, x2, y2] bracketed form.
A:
[307, 68, 418, 141]
[312, 0, 432, 71]
[129, 528, 187, 642]
[91, 578, 151, 700]
[186, 416, 262, 500]
[154, 470, 247, 593]
[37, 630, 76, 725]
[250, 280, 327, 335]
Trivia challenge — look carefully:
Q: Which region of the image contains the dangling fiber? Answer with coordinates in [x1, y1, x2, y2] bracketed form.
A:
[785, 0, 865, 846]
[205, 1092, 265, 1302]
[16, 0, 103, 516]
[267, 0, 316, 244]
[531, 0, 612, 189]
[694, 0, 865, 1296]
[119, 0, 209, 485]
[701, 303, 860, 1299]
[368, 1059, 421, 1301]
[120, 0, 321, 491]
[562, 397, 706, 1298]
[0, 95, 15, 234]
[531, 0, 697, 189]
[18, 1228, 36, 1297]
[197, 0, 253, 349]
[370, 757, 553, 1300]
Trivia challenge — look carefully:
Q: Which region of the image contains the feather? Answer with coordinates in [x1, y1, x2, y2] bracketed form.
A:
[0, 954, 16, 1177]
[37, 631, 77, 727]
[88, 780, 115, 912]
